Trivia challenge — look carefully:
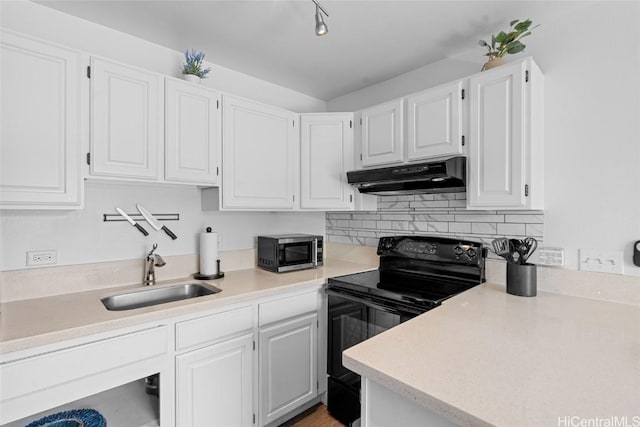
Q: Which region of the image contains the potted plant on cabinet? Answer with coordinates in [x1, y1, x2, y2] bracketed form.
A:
[478, 19, 539, 71]
[182, 49, 211, 83]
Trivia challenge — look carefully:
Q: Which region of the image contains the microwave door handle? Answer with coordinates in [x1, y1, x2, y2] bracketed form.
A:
[313, 238, 318, 267]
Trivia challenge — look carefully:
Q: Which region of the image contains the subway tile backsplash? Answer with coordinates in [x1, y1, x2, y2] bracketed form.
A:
[326, 193, 544, 257]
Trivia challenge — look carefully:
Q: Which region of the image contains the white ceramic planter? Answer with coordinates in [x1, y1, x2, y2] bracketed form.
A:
[183, 74, 201, 84]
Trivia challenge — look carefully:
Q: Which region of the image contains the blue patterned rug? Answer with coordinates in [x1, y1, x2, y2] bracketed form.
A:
[24, 409, 106, 427]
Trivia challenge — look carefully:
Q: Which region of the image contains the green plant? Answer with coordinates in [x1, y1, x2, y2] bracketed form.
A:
[478, 19, 539, 59]
[182, 49, 211, 78]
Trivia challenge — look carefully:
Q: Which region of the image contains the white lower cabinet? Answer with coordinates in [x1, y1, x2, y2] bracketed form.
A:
[259, 313, 318, 426]
[176, 333, 254, 427]
[174, 305, 254, 426]
[173, 291, 320, 427]
[362, 378, 456, 427]
[1, 289, 323, 427]
[0, 325, 169, 426]
[257, 291, 319, 426]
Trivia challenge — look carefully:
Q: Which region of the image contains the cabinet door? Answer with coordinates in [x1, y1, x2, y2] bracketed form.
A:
[222, 95, 297, 209]
[0, 31, 82, 209]
[165, 79, 221, 185]
[468, 61, 527, 208]
[176, 333, 253, 427]
[259, 313, 317, 425]
[90, 57, 162, 180]
[407, 81, 464, 161]
[360, 99, 404, 167]
[300, 113, 354, 210]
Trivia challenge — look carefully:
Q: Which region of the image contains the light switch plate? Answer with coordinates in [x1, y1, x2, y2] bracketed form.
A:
[537, 247, 565, 267]
[27, 249, 57, 266]
[579, 249, 624, 274]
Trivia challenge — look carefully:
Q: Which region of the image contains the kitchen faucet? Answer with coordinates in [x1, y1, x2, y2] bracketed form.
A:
[144, 243, 166, 286]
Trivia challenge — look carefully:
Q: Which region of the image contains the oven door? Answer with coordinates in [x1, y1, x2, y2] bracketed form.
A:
[326, 288, 423, 425]
[277, 240, 318, 271]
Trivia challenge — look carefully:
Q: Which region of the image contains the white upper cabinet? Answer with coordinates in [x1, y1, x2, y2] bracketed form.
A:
[467, 57, 544, 210]
[300, 113, 354, 210]
[0, 31, 83, 209]
[90, 57, 162, 181]
[359, 99, 404, 167]
[222, 95, 298, 210]
[165, 78, 221, 185]
[407, 80, 464, 161]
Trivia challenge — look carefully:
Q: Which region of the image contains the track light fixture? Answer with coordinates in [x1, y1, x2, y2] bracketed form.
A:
[312, 0, 329, 36]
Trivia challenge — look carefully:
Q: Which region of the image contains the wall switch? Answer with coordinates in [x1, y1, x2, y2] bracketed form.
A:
[579, 249, 624, 274]
[537, 247, 565, 267]
[26, 249, 57, 266]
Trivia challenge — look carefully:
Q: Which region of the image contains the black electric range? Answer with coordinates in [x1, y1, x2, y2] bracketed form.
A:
[326, 235, 487, 425]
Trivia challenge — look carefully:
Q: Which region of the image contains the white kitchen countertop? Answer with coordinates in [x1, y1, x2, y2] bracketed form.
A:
[343, 282, 640, 427]
[0, 259, 376, 355]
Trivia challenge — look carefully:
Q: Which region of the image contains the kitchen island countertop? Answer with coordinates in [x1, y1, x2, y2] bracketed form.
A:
[343, 282, 640, 426]
[0, 259, 376, 355]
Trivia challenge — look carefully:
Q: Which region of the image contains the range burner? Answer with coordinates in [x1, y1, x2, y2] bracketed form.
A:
[328, 235, 487, 307]
[326, 235, 487, 425]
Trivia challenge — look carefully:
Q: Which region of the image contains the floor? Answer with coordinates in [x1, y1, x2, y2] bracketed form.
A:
[280, 403, 345, 427]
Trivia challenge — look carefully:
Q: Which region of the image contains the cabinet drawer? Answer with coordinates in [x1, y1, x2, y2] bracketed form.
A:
[259, 291, 318, 327]
[176, 306, 253, 352]
[0, 326, 167, 403]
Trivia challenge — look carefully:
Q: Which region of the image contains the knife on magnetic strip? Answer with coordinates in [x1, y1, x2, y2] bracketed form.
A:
[116, 207, 149, 236]
[136, 204, 178, 240]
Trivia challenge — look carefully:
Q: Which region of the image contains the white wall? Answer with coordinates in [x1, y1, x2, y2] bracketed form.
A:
[328, 1, 640, 276]
[0, 181, 325, 269]
[0, 0, 326, 271]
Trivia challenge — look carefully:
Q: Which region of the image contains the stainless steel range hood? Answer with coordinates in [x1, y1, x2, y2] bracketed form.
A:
[347, 156, 466, 196]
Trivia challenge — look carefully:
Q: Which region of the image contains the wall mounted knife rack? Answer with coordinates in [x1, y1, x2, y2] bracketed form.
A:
[103, 213, 180, 222]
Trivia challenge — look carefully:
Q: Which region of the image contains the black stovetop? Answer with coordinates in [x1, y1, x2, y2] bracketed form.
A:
[327, 235, 487, 309]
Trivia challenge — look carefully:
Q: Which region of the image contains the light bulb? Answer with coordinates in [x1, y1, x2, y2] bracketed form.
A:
[315, 5, 328, 36]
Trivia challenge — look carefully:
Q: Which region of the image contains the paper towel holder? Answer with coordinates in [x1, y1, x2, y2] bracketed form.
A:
[195, 259, 225, 280]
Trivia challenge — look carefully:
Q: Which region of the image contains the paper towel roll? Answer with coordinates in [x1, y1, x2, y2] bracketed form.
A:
[200, 227, 218, 276]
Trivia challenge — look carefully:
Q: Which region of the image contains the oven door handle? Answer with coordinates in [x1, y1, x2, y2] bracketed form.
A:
[313, 238, 318, 267]
[326, 288, 425, 317]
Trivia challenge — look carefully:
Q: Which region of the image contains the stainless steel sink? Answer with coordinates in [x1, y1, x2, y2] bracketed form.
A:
[101, 283, 221, 311]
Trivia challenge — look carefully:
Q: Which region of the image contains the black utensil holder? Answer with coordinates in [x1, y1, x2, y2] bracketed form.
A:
[506, 263, 537, 297]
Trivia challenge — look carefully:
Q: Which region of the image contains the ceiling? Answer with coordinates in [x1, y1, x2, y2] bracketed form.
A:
[35, 0, 581, 101]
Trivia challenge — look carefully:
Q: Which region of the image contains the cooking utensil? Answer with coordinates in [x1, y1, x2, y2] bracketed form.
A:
[521, 237, 538, 264]
[116, 207, 149, 236]
[492, 238, 515, 263]
[136, 204, 178, 240]
[509, 239, 523, 264]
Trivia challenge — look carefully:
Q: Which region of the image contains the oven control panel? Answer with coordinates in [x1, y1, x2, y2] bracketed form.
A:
[378, 236, 485, 264]
[397, 240, 437, 255]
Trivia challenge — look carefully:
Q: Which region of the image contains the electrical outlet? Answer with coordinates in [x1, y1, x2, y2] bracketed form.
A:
[26, 249, 57, 266]
[579, 249, 624, 274]
[538, 247, 565, 267]
[217, 235, 222, 250]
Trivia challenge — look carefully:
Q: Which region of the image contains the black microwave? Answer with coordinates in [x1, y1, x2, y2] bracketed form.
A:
[258, 234, 323, 273]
